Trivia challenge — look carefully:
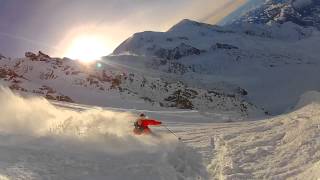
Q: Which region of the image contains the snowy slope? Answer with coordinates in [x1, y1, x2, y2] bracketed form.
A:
[0, 51, 262, 119]
[205, 91, 320, 179]
[110, 18, 320, 114]
[0, 85, 319, 179]
[0, 87, 208, 180]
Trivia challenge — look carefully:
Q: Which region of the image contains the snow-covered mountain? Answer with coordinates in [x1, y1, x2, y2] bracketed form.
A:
[0, 51, 262, 118]
[234, 0, 320, 29]
[1, 1, 320, 116]
[109, 18, 320, 114]
[3, 15, 320, 116]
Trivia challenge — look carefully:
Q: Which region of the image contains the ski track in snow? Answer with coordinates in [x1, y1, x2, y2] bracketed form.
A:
[49, 94, 320, 179]
[0, 88, 320, 179]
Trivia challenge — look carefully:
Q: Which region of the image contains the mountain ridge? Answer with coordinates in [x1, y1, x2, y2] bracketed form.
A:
[109, 16, 320, 114]
[2, 2, 320, 115]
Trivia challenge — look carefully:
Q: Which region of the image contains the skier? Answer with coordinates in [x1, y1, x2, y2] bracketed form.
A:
[133, 113, 162, 135]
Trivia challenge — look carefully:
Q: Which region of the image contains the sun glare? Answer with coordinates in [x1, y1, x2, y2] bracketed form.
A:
[64, 35, 109, 62]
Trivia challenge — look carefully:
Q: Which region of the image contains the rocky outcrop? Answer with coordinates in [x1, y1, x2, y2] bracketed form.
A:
[164, 89, 198, 109]
[213, 43, 239, 50]
[154, 43, 203, 60]
[235, 0, 320, 29]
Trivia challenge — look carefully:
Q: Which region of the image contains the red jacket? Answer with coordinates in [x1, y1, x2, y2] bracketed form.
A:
[140, 119, 162, 128]
[133, 119, 162, 135]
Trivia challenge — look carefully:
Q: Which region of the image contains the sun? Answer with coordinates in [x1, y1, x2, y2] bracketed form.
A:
[64, 35, 109, 62]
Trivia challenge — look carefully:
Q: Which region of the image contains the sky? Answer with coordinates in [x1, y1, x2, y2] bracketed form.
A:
[0, 0, 247, 60]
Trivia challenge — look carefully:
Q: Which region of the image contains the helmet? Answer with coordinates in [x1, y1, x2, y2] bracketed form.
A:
[139, 113, 146, 117]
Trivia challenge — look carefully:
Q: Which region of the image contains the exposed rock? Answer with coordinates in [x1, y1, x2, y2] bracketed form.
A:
[56, 95, 74, 103]
[164, 89, 194, 109]
[213, 43, 239, 50]
[235, 0, 320, 29]
[9, 84, 27, 92]
[25, 51, 52, 62]
[25, 52, 38, 60]
[154, 43, 202, 60]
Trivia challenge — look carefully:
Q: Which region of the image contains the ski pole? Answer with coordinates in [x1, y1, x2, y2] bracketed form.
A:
[162, 125, 182, 140]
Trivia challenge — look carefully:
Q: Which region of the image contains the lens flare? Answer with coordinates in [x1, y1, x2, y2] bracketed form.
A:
[96, 62, 102, 68]
[64, 35, 109, 62]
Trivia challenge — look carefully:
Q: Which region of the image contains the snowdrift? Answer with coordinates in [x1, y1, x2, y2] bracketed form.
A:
[207, 96, 320, 179]
[0, 87, 207, 180]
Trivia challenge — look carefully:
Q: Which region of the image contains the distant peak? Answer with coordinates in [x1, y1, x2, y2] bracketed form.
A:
[168, 19, 216, 32]
[176, 19, 200, 25]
